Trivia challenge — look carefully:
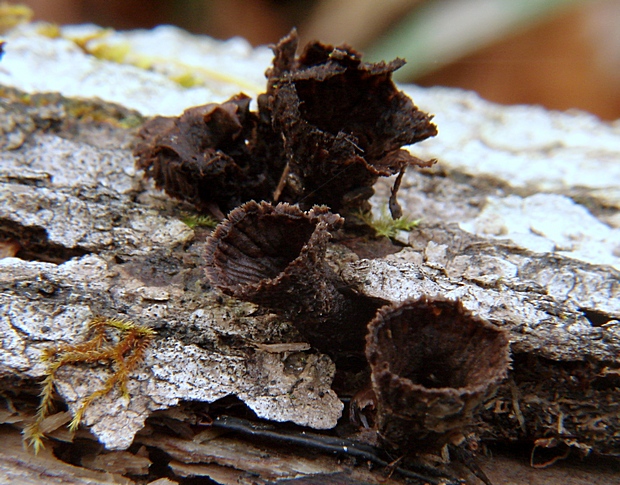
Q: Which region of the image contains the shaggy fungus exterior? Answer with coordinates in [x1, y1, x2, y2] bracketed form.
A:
[365, 296, 510, 452]
[204, 201, 377, 354]
[259, 30, 437, 215]
[134, 30, 436, 218]
[134, 94, 277, 213]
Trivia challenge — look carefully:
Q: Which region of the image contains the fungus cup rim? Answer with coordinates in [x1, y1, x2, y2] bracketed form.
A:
[204, 200, 344, 296]
[366, 296, 510, 396]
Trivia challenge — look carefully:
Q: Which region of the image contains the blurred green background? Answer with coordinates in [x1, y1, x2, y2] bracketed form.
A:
[12, 0, 620, 120]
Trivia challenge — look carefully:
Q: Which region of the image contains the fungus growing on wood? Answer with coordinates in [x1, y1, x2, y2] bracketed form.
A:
[259, 30, 437, 215]
[204, 201, 379, 354]
[134, 30, 436, 218]
[365, 296, 510, 452]
[134, 94, 276, 213]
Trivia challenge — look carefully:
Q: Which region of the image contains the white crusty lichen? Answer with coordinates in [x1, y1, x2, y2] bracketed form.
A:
[1, 256, 342, 451]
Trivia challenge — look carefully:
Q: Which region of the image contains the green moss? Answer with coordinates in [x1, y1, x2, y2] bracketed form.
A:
[356, 206, 421, 239]
[181, 214, 218, 229]
[170, 71, 203, 88]
[88, 42, 130, 63]
[62, 97, 144, 127]
[0, 86, 144, 128]
[23, 317, 155, 454]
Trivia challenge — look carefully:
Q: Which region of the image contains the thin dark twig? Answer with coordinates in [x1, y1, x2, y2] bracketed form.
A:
[449, 444, 494, 485]
[211, 416, 464, 485]
[388, 167, 406, 219]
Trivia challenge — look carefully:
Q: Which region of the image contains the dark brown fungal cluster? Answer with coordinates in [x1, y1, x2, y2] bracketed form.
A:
[134, 94, 273, 213]
[134, 29, 437, 217]
[140, 27, 510, 467]
[205, 202, 511, 458]
[258, 30, 437, 214]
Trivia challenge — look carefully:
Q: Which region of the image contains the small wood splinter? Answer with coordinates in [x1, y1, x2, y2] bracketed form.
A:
[23, 316, 155, 454]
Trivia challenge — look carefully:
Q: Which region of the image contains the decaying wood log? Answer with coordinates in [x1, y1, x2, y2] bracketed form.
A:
[1, 21, 619, 485]
[341, 224, 620, 455]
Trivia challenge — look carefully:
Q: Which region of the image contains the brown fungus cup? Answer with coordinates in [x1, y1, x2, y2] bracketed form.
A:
[204, 201, 378, 355]
[134, 94, 276, 214]
[258, 30, 437, 216]
[365, 296, 510, 452]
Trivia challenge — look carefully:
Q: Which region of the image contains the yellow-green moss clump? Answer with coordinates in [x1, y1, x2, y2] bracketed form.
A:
[24, 316, 155, 454]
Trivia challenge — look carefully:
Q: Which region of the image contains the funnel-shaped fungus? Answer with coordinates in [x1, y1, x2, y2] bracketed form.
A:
[134, 94, 277, 213]
[365, 296, 510, 452]
[134, 30, 436, 218]
[258, 30, 437, 214]
[205, 201, 378, 354]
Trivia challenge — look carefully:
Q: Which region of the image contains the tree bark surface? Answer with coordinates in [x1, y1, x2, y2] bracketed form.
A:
[1, 22, 619, 485]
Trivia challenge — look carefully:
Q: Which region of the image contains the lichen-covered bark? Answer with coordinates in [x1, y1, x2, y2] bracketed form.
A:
[1, 22, 619, 484]
[0, 91, 342, 452]
[341, 223, 620, 454]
